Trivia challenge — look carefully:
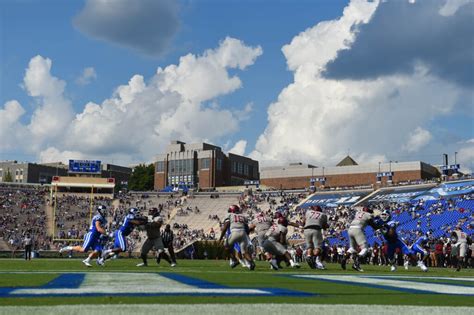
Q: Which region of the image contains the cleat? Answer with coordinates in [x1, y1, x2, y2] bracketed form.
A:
[170, 263, 176, 267]
[404, 261, 409, 270]
[390, 265, 397, 272]
[316, 262, 326, 270]
[341, 258, 347, 270]
[417, 261, 428, 272]
[306, 256, 316, 269]
[136, 263, 147, 267]
[82, 259, 92, 267]
[249, 261, 256, 271]
[230, 259, 240, 269]
[96, 259, 104, 266]
[269, 260, 279, 270]
[291, 262, 301, 269]
[352, 263, 363, 272]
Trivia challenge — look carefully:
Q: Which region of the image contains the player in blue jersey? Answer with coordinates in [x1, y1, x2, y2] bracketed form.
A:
[99, 207, 146, 264]
[377, 211, 427, 272]
[404, 231, 430, 270]
[59, 205, 108, 267]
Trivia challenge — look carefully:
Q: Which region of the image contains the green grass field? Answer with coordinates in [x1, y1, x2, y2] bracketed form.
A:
[0, 258, 472, 311]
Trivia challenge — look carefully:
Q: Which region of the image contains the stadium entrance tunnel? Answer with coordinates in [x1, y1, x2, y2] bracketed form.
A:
[0, 272, 313, 298]
[289, 275, 474, 295]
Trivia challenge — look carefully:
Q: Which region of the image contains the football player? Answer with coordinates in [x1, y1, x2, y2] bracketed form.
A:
[378, 212, 427, 272]
[404, 231, 430, 270]
[302, 205, 328, 269]
[59, 205, 108, 267]
[262, 217, 300, 270]
[451, 225, 471, 272]
[248, 210, 273, 263]
[340, 206, 380, 272]
[137, 208, 173, 267]
[99, 207, 146, 264]
[219, 205, 256, 270]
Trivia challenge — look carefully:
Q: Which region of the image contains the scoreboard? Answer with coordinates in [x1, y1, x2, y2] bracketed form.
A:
[69, 160, 102, 174]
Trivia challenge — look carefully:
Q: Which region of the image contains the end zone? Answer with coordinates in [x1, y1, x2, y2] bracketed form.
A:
[0, 272, 312, 298]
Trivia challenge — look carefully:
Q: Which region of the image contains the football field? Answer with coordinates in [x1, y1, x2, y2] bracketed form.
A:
[0, 259, 472, 314]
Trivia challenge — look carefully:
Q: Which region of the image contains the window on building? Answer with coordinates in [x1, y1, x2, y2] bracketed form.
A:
[244, 164, 249, 176]
[237, 162, 243, 174]
[231, 161, 237, 173]
[201, 158, 210, 169]
[217, 159, 222, 171]
[156, 161, 165, 172]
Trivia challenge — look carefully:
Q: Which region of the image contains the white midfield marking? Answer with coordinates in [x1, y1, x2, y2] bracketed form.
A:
[10, 273, 269, 296]
[294, 275, 474, 295]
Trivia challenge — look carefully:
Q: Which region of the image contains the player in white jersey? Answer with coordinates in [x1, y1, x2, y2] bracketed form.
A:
[451, 225, 471, 272]
[262, 217, 300, 270]
[302, 205, 329, 269]
[219, 205, 256, 270]
[248, 211, 273, 259]
[341, 206, 380, 272]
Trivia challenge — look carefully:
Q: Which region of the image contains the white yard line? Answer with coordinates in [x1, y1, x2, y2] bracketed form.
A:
[294, 275, 474, 295]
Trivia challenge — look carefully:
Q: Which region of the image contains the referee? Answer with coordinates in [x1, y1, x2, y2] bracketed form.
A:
[161, 224, 177, 266]
[23, 233, 33, 260]
[137, 209, 171, 267]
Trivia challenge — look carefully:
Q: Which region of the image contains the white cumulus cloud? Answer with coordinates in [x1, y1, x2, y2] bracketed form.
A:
[402, 127, 432, 152]
[3, 38, 261, 165]
[229, 140, 247, 156]
[251, 0, 470, 167]
[76, 67, 97, 85]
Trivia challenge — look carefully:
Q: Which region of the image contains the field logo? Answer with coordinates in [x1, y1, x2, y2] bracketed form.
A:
[0, 272, 311, 298]
[292, 275, 474, 295]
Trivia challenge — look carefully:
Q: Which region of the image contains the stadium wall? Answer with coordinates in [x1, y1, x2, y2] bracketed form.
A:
[261, 161, 439, 190]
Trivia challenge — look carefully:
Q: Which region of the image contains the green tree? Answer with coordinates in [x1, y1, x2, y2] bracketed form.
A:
[3, 169, 13, 182]
[128, 164, 155, 191]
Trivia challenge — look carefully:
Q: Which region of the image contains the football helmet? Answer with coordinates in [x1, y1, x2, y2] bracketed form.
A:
[380, 210, 391, 222]
[96, 205, 107, 217]
[363, 206, 373, 213]
[228, 205, 240, 213]
[129, 207, 139, 215]
[311, 205, 322, 212]
[277, 217, 288, 227]
[274, 211, 283, 219]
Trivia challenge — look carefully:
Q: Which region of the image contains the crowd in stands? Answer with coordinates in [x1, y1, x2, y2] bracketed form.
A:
[1, 182, 472, 271]
[0, 187, 52, 252]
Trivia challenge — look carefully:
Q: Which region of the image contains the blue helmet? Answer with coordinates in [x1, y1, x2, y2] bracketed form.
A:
[129, 207, 139, 216]
[380, 210, 391, 223]
[97, 205, 107, 217]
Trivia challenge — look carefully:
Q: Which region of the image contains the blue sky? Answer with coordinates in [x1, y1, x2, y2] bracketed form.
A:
[1, 0, 473, 171]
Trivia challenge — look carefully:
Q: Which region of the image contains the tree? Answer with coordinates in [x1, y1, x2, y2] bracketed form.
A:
[128, 164, 155, 191]
[3, 169, 13, 182]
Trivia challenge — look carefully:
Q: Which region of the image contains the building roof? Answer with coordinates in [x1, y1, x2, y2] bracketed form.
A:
[336, 155, 358, 167]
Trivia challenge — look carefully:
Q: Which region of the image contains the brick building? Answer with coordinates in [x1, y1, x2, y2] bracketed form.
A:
[154, 141, 259, 190]
[260, 157, 440, 190]
[0, 161, 68, 184]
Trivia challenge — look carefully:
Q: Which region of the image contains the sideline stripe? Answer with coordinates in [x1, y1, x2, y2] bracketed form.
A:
[292, 275, 474, 295]
[0, 304, 472, 315]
